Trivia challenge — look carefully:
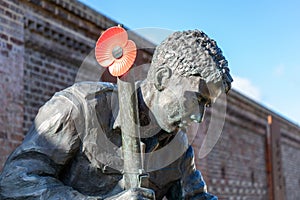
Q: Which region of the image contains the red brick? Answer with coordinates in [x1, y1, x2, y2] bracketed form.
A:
[5, 10, 12, 18]
[6, 43, 12, 50]
[0, 131, 8, 139]
[0, 0, 9, 8]
[10, 133, 24, 142]
[10, 37, 23, 46]
[0, 33, 8, 41]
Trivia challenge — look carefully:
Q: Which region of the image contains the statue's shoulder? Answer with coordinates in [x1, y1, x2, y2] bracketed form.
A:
[50, 82, 117, 108]
[58, 81, 117, 99]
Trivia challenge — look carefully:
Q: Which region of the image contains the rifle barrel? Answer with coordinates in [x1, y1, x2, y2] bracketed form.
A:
[117, 74, 142, 189]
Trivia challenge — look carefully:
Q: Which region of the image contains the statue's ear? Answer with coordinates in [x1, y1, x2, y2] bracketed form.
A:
[154, 67, 172, 91]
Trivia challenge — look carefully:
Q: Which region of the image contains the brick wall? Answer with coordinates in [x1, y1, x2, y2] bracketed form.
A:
[194, 92, 269, 200]
[0, 0, 24, 168]
[281, 127, 300, 200]
[22, 0, 101, 133]
[0, 0, 153, 169]
[0, 0, 300, 199]
[22, 0, 154, 134]
[194, 91, 300, 200]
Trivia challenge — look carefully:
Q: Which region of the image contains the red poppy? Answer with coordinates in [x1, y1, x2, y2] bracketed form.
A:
[95, 26, 137, 77]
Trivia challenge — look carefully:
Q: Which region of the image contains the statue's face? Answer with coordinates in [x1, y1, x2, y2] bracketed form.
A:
[151, 75, 223, 133]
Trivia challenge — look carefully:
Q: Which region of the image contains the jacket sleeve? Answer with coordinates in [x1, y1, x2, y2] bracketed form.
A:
[0, 95, 95, 199]
[180, 146, 218, 200]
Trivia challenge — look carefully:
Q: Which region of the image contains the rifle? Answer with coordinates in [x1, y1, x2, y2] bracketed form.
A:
[117, 73, 149, 189]
[95, 26, 151, 194]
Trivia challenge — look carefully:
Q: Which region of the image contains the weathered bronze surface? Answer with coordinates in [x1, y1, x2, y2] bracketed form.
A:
[0, 30, 232, 199]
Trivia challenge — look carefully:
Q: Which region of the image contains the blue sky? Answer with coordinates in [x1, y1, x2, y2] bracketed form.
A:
[79, 0, 300, 125]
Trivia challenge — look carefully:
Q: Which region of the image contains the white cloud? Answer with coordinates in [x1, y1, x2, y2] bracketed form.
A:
[232, 76, 262, 102]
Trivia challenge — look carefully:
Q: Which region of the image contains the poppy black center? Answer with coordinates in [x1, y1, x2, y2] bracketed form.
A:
[112, 46, 123, 59]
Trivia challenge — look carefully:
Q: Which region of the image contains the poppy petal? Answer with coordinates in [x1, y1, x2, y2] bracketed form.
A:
[96, 26, 127, 47]
[109, 40, 137, 76]
[95, 41, 115, 67]
[95, 26, 128, 67]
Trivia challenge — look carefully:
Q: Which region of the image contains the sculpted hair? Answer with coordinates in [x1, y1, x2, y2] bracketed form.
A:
[147, 30, 232, 91]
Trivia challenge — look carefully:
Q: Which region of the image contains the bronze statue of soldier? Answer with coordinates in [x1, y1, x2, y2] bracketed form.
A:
[0, 30, 232, 199]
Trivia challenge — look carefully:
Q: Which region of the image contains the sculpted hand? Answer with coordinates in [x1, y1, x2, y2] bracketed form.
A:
[106, 187, 155, 200]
